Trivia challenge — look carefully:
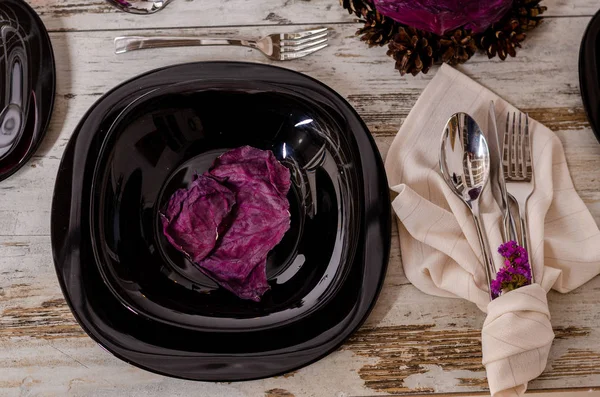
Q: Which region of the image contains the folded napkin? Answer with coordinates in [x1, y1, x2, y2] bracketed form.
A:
[385, 64, 600, 396]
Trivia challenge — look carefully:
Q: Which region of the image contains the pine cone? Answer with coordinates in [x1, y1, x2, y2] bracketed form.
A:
[478, 18, 526, 60]
[339, 0, 395, 46]
[513, 0, 547, 31]
[357, 10, 397, 47]
[387, 27, 437, 76]
[339, 0, 373, 18]
[439, 29, 477, 65]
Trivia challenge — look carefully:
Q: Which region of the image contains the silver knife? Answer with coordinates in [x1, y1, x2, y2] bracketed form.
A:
[488, 101, 516, 242]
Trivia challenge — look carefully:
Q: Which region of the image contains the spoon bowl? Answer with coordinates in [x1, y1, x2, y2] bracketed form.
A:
[107, 0, 174, 14]
[440, 112, 495, 299]
[440, 113, 491, 205]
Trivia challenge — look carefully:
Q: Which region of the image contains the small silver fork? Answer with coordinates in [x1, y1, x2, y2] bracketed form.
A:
[114, 27, 329, 60]
[503, 112, 535, 283]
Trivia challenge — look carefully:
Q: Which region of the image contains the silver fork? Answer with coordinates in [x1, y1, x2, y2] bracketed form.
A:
[503, 112, 535, 283]
[114, 27, 329, 60]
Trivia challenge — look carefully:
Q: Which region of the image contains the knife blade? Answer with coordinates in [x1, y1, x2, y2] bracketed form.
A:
[488, 101, 515, 242]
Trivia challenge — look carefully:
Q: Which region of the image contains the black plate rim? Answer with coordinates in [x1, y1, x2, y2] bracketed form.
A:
[51, 61, 391, 381]
[0, 0, 56, 182]
[579, 8, 600, 143]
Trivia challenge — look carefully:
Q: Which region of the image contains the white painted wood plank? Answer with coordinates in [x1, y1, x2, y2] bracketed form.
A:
[26, 0, 600, 33]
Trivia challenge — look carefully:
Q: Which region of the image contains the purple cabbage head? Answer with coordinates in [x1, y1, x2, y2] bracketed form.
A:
[161, 146, 291, 302]
[374, 0, 513, 35]
[200, 146, 291, 302]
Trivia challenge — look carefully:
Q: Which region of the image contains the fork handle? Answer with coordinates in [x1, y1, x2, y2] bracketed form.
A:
[516, 202, 535, 284]
[114, 36, 256, 54]
[471, 203, 495, 301]
[502, 200, 519, 242]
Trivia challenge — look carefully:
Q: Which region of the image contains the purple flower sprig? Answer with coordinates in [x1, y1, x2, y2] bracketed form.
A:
[491, 241, 532, 298]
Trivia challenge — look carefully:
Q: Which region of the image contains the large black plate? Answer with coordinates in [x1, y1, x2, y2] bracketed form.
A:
[0, 0, 55, 182]
[51, 62, 390, 381]
[579, 8, 600, 142]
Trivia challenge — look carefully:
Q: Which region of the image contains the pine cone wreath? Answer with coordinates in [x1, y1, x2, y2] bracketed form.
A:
[513, 0, 547, 31]
[387, 27, 437, 76]
[478, 18, 526, 60]
[439, 29, 477, 65]
[339, 0, 546, 75]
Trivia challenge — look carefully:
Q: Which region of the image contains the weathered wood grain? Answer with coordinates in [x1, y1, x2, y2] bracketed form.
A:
[1, 4, 600, 397]
[343, 325, 594, 394]
[26, 0, 600, 32]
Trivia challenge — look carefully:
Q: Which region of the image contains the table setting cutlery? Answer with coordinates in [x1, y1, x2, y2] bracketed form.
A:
[439, 100, 544, 302]
[503, 111, 535, 283]
[114, 27, 330, 60]
[385, 63, 600, 397]
[439, 108, 536, 302]
[106, 0, 174, 14]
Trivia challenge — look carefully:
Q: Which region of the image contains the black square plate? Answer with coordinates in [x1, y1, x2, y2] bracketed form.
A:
[51, 62, 390, 381]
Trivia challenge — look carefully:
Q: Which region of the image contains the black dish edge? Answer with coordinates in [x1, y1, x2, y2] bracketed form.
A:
[579, 8, 600, 143]
[0, 0, 56, 182]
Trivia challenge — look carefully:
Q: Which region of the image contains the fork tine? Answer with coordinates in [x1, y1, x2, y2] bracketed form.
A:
[517, 113, 524, 179]
[281, 32, 328, 46]
[503, 112, 510, 178]
[524, 113, 532, 177]
[281, 37, 328, 52]
[282, 27, 328, 40]
[518, 112, 527, 179]
[514, 113, 520, 178]
[281, 43, 328, 60]
[505, 111, 533, 182]
[510, 112, 518, 178]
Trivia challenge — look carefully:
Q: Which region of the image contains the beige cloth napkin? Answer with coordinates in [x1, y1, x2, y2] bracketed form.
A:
[384, 64, 600, 396]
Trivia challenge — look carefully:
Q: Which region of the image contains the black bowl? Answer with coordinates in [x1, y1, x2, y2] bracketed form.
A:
[579, 9, 600, 143]
[0, 0, 55, 182]
[52, 62, 390, 380]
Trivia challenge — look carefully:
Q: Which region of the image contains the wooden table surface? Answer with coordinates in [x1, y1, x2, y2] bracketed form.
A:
[1, 1, 600, 396]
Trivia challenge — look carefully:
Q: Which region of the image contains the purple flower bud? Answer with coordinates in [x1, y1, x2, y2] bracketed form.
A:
[491, 277, 502, 297]
[492, 240, 532, 297]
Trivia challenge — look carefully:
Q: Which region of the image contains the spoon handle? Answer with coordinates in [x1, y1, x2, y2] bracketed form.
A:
[471, 203, 495, 301]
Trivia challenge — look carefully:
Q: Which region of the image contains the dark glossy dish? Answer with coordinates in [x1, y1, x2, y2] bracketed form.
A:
[0, 0, 55, 182]
[52, 62, 390, 381]
[579, 9, 600, 143]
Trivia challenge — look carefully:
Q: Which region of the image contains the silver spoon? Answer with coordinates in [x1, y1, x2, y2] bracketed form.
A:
[440, 113, 495, 300]
[106, 0, 174, 14]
